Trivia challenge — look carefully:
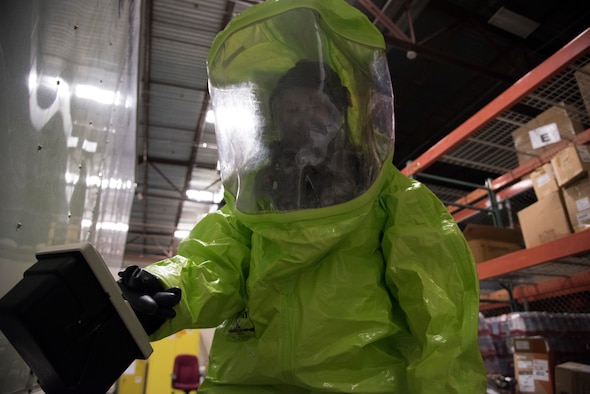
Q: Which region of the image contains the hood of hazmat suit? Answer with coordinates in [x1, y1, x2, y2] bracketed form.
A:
[144, 0, 487, 392]
[207, 0, 396, 213]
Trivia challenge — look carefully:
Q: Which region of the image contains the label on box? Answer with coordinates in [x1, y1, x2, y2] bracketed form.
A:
[518, 371, 535, 393]
[535, 173, 551, 187]
[529, 123, 560, 149]
[515, 339, 532, 350]
[577, 211, 590, 225]
[577, 145, 590, 162]
[518, 360, 533, 369]
[576, 197, 590, 211]
[533, 359, 550, 381]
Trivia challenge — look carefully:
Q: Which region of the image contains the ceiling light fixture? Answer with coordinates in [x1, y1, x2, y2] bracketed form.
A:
[205, 109, 215, 123]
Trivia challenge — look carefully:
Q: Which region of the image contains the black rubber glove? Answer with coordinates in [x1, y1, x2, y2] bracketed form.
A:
[117, 265, 181, 335]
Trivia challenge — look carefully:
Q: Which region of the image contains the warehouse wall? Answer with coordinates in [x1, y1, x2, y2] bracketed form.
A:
[0, 0, 141, 392]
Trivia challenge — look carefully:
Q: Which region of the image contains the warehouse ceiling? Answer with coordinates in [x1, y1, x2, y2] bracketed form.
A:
[125, 0, 590, 262]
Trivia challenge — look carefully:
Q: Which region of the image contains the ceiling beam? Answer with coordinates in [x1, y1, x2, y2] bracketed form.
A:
[149, 161, 184, 196]
[174, 95, 211, 227]
[137, 191, 216, 205]
[355, 0, 412, 41]
[138, 0, 154, 258]
[137, 155, 217, 169]
[147, 79, 207, 92]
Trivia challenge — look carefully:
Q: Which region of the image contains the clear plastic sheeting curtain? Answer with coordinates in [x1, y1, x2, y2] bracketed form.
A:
[0, 0, 140, 390]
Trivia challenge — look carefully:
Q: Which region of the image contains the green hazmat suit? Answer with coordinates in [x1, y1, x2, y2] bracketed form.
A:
[144, 0, 487, 392]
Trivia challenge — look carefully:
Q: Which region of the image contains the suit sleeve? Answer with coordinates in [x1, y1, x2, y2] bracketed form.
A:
[144, 207, 252, 341]
[380, 168, 486, 393]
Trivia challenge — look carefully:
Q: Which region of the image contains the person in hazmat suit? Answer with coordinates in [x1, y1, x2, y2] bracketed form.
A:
[118, 0, 487, 392]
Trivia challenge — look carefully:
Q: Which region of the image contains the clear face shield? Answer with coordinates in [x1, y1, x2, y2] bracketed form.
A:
[208, 4, 395, 214]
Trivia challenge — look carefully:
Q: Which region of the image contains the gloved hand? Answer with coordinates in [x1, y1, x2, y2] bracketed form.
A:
[117, 265, 181, 335]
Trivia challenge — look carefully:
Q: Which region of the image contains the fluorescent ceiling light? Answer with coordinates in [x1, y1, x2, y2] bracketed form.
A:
[185, 189, 224, 203]
[206, 109, 215, 123]
[488, 7, 539, 39]
[174, 230, 190, 239]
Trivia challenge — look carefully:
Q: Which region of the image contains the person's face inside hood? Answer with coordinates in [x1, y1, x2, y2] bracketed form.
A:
[272, 86, 344, 167]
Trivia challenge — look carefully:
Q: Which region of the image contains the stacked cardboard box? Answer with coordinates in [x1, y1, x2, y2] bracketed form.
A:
[574, 63, 590, 116]
[484, 312, 590, 392]
[518, 143, 590, 247]
[513, 336, 554, 394]
[517, 191, 571, 248]
[511, 105, 584, 165]
[550, 144, 590, 187]
[530, 163, 559, 200]
[463, 224, 523, 263]
[555, 362, 590, 394]
[562, 176, 590, 232]
[551, 144, 590, 233]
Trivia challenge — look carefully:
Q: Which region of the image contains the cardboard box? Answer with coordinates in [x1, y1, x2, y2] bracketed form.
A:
[550, 144, 590, 187]
[575, 63, 590, 116]
[562, 176, 590, 233]
[463, 224, 523, 263]
[555, 362, 590, 394]
[513, 337, 554, 394]
[517, 191, 572, 248]
[512, 105, 584, 165]
[530, 163, 559, 200]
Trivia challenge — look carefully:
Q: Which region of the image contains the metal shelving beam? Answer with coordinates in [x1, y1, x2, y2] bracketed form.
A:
[401, 27, 590, 178]
[480, 270, 590, 311]
[449, 128, 590, 223]
[452, 178, 532, 223]
[477, 230, 590, 281]
[478, 229, 590, 309]
[398, 28, 590, 306]
[415, 172, 504, 226]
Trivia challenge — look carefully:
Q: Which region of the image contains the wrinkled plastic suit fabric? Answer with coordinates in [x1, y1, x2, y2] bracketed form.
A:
[145, 0, 486, 391]
[145, 158, 486, 393]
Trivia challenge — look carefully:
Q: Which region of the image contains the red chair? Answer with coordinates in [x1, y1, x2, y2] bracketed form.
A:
[172, 354, 200, 394]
